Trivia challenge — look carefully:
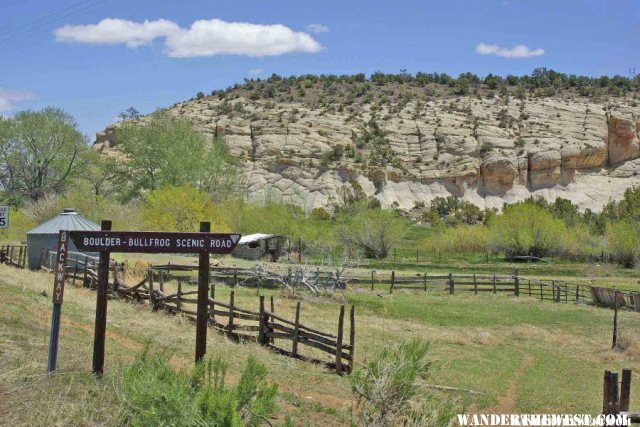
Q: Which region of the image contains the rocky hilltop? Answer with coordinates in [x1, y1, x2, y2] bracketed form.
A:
[95, 73, 640, 211]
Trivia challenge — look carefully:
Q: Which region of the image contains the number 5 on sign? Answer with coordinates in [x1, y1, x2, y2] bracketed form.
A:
[0, 205, 9, 229]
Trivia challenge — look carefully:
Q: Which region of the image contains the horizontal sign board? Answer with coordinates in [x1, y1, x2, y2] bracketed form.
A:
[69, 231, 241, 254]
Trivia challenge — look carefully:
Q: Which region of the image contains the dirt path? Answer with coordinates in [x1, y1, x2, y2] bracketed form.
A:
[489, 352, 534, 413]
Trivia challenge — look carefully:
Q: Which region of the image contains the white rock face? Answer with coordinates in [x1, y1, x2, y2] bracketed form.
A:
[95, 95, 640, 212]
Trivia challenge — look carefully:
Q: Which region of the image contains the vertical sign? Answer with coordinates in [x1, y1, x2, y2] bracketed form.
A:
[0, 205, 9, 229]
[47, 230, 69, 372]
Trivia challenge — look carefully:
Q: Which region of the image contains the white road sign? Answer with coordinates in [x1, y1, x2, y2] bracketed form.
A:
[0, 206, 8, 229]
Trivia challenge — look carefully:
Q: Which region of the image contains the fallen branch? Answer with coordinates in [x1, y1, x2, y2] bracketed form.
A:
[422, 384, 485, 395]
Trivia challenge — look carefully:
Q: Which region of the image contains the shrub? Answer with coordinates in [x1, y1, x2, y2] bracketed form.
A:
[488, 203, 568, 259]
[419, 225, 488, 253]
[116, 350, 278, 426]
[351, 339, 460, 426]
[607, 220, 640, 268]
[337, 207, 409, 258]
[142, 185, 226, 232]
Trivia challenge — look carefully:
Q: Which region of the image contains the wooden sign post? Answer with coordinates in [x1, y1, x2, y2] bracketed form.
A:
[70, 223, 240, 374]
[92, 220, 111, 375]
[47, 230, 69, 373]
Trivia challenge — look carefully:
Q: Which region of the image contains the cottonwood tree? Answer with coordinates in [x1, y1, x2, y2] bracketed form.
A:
[0, 108, 89, 203]
[337, 206, 409, 259]
[117, 110, 244, 201]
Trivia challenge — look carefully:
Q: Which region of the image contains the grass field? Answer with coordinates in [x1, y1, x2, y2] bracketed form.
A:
[1, 263, 639, 426]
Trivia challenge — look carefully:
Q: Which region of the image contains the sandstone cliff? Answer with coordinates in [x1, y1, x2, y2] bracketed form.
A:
[95, 88, 640, 212]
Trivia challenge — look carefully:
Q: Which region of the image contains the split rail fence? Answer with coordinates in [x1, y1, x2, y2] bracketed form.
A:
[0, 244, 27, 268]
[37, 252, 355, 374]
[148, 264, 640, 313]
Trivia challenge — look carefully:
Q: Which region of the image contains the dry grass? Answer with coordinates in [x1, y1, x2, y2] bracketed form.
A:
[1, 263, 640, 425]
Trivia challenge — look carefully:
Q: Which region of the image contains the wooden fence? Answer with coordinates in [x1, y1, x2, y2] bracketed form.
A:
[152, 264, 347, 291]
[148, 264, 640, 313]
[37, 254, 354, 374]
[602, 369, 639, 423]
[121, 273, 354, 374]
[0, 244, 27, 268]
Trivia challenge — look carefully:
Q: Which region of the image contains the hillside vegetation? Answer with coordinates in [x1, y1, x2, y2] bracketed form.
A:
[95, 68, 640, 211]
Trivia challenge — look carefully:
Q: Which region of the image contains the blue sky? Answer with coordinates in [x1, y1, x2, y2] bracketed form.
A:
[1, 0, 638, 139]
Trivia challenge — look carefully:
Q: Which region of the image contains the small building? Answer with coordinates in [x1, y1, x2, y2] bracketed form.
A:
[232, 233, 288, 261]
[26, 208, 100, 270]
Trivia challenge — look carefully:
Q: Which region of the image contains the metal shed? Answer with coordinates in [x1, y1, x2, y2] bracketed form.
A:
[232, 233, 288, 261]
[26, 208, 100, 270]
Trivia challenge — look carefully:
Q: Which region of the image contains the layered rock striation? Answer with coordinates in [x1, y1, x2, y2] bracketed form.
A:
[95, 95, 640, 211]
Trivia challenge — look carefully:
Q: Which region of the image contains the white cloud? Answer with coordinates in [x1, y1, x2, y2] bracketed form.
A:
[0, 88, 34, 112]
[54, 18, 323, 57]
[54, 18, 179, 48]
[248, 68, 264, 76]
[306, 23, 329, 33]
[165, 19, 323, 57]
[475, 42, 545, 58]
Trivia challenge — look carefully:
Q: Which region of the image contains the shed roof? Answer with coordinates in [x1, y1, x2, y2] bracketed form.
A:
[237, 233, 282, 245]
[27, 208, 100, 235]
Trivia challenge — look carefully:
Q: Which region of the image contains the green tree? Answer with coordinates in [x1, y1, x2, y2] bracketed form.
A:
[142, 185, 226, 232]
[337, 207, 409, 258]
[117, 110, 243, 201]
[0, 107, 88, 203]
[488, 203, 568, 259]
[607, 220, 640, 268]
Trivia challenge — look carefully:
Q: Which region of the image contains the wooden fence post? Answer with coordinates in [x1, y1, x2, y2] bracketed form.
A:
[528, 280, 531, 297]
[514, 269, 519, 297]
[209, 282, 215, 322]
[371, 270, 375, 291]
[575, 285, 579, 302]
[292, 302, 301, 357]
[233, 268, 238, 287]
[148, 270, 155, 310]
[620, 369, 631, 412]
[607, 371, 620, 414]
[603, 370, 613, 414]
[416, 250, 419, 263]
[492, 275, 497, 294]
[17, 246, 22, 268]
[159, 272, 164, 293]
[228, 291, 235, 337]
[349, 305, 355, 374]
[83, 256, 88, 287]
[612, 292, 619, 349]
[335, 305, 345, 374]
[423, 273, 427, 292]
[448, 273, 454, 295]
[177, 281, 183, 311]
[540, 283, 543, 301]
[269, 296, 275, 345]
[389, 271, 395, 294]
[258, 295, 266, 345]
[473, 273, 478, 295]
